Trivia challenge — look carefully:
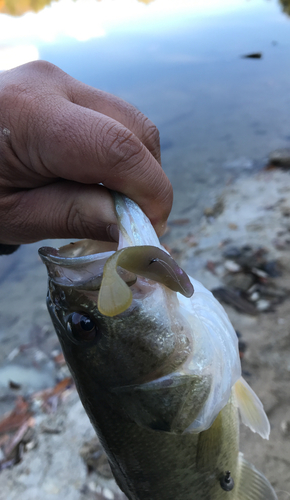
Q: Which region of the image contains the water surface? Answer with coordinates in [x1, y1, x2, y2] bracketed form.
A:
[0, 0, 290, 383]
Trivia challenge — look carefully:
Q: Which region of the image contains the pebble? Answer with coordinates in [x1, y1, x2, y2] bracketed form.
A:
[249, 291, 260, 302]
[224, 260, 241, 272]
[223, 272, 254, 291]
[269, 148, 290, 167]
[281, 420, 290, 437]
[256, 299, 271, 311]
[223, 246, 242, 259]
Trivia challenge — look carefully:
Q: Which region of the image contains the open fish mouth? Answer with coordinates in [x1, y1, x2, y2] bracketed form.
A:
[38, 239, 118, 288]
[39, 239, 194, 317]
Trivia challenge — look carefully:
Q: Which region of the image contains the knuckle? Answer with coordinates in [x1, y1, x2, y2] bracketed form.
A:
[137, 114, 161, 162]
[66, 198, 82, 237]
[102, 123, 145, 172]
[24, 59, 58, 75]
[66, 199, 90, 238]
[15, 60, 63, 83]
[66, 198, 94, 239]
[143, 118, 160, 148]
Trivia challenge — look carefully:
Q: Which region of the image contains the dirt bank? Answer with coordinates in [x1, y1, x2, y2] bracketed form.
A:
[0, 169, 290, 499]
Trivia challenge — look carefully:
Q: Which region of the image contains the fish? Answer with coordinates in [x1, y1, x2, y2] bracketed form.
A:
[39, 192, 277, 500]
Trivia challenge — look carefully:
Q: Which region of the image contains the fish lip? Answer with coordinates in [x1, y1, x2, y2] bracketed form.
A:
[38, 239, 117, 267]
[38, 246, 114, 267]
[38, 241, 116, 287]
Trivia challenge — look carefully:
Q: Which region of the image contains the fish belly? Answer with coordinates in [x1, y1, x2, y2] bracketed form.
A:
[84, 392, 240, 500]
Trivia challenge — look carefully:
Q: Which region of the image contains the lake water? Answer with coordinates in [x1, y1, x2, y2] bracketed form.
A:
[1, 0, 290, 214]
[0, 0, 290, 384]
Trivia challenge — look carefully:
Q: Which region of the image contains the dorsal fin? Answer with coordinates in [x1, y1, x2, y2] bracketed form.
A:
[234, 377, 270, 439]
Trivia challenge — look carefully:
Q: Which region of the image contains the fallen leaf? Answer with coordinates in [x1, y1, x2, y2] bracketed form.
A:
[0, 397, 32, 435]
[206, 261, 217, 275]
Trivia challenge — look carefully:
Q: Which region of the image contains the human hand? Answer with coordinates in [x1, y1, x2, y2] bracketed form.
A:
[0, 61, 172, 245]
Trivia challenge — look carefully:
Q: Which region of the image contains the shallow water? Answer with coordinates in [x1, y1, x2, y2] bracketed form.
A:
[0, 0, 290, 389]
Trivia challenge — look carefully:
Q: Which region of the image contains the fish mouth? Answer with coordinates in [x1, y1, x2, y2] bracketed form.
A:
[39, 239, 194, 317]
[38, 239, 118, 288]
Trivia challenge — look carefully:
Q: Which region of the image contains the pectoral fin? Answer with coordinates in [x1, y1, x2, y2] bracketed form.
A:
[112, 373, 211, 433]
[235, 453, 277, 499]
[234, 377, 270, 439]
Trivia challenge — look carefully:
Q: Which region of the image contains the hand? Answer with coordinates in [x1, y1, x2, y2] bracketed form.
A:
[0, 61, 172, 245]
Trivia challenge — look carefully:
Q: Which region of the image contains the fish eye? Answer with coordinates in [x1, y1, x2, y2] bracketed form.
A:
[68, 312, 98, 343]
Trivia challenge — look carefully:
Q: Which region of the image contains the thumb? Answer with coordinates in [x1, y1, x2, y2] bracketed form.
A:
[0, 182, 118, 245]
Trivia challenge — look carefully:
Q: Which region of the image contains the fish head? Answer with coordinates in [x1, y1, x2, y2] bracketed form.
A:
[39, 193, 240, 435]
[39, 239, 194, 391]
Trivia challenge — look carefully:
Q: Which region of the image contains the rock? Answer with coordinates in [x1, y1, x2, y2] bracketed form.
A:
[281, 420, 290, 437]
[223, 272, 254, 291]
[203, 197, 224, 218]
[256, 299, 271, 312]
[80, 437, 113, 479]
[268, 148, 290, 168]
[224, 260, 241, 272]
[241, 52, 262, 59]
[222, 246, 242, 259]
[211, 287, 258, 315]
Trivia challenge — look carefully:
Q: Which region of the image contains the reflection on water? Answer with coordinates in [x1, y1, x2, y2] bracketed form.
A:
[0, 0, 289, 216]
[0, 0, 290, 361]
[280, 0, 290, 14]
[1, 0, 290, 18]
[0, 0, 154, 16]
[0, 2, 289, 495]
[0, 0, 289, 228]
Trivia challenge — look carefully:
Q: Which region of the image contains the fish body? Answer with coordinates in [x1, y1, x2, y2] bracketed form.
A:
[39, 193, 277, 500]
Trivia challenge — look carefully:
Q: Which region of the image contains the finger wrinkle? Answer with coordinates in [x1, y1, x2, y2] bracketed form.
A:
[99, 122, 144, 172]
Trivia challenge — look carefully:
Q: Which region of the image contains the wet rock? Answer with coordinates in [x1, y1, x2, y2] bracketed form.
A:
[214, 244, 287, 314]
[203, 197, 224, 218]
[222, 246, 242, 259]
[224, 260, 241, 272]
[273, 236, 290, 250]
[256, 299, 272, 312]
[249, 291, 260, 302]
[80, 437, 113, 479]
[268, 148, 290, 168]
[223, 272, 254, 291]
[40, 415, 65, 434]
[211, 287, 258, 316]
[281, 420, 290, 437]
[260, 260, 282, 278]
[241, 52, 262, 59]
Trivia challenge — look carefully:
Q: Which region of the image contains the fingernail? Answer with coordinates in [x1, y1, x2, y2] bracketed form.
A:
[106, 224, 119, 243]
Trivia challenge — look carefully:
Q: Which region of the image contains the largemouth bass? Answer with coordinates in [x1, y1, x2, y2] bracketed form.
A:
[39, 193, 277, 500]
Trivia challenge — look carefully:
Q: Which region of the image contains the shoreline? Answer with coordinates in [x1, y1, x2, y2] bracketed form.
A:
[0, 169, 290, 498]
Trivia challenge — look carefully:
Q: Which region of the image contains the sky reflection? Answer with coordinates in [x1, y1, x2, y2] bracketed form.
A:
[0, 0, 290, 219]
[0, 0, 281, 70]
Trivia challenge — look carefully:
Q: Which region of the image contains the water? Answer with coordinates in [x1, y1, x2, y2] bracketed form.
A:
[0, 0, 290, 382]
